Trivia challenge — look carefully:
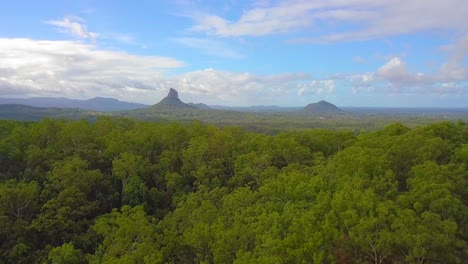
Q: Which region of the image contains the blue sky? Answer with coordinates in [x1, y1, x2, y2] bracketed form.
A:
[0, 0, 467, 107]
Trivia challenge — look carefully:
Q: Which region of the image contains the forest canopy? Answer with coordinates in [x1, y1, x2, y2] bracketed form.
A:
[0, 117, 467, 263]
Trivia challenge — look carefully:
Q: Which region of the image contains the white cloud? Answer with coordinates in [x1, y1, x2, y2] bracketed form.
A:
[165, 69, 314, 104]
[377, 57, 425, 85]
[334, 40, 468, 96]
[45, 16, 99, 41]
[0, 38, 329, 105]
[371, 53, 467, 94]
[438, 62, 467, 82]
[438, 35, 468, 82]
[190, 1, 314, 37]
[1, 37, 466, 105]
[188, 0, 468, 42]
[348, 73, 375, 94]
[0, 38, 184, 100]
[377, 54, 467, 87]
[432, 82, 464, 95]
[297, 80, 335, 96]
[46, 16, 142, 46]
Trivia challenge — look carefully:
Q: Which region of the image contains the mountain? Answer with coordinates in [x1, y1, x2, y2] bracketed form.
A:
[188, 102, 211, 110]
[0, 104, 97, 121]
[0, 97, 148, 112]
[301, 100, 344, 114]
[80, 97, 148, 111]
[152, 88, 196, 109]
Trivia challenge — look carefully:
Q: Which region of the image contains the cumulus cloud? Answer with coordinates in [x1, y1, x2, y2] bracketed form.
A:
[373, 55, 467, 94]
[165, 69, 315, 104]
[0, 38, 334, 105]
[188, 0, 468, 42]
[377, 55, 467, 84]
[1, 36, 466, 105]
[332, 42, 467, 96]
[0, 38, 184, 100]
[45, 16, 99, 40]
[297, 80, 335, 96]
[348, 73, 375, 94]
[377, 57, 426, 85]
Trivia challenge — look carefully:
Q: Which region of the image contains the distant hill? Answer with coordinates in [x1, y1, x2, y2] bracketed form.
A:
[83, 97, 148, 111]
[152, 88, 196, 109]
[188, 102, 211, 110]
[0, 104, 98, 121]
[0, 97, 148, 112]
[301, 100, 344, 114]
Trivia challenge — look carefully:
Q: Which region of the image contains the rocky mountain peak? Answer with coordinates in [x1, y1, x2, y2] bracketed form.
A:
[152, 88, 196, 109]
[167, 88, 179, 99]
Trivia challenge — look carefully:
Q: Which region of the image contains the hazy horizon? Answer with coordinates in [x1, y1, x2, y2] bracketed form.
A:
[0, 1, 467, 107]
[2, 93, 468, 109]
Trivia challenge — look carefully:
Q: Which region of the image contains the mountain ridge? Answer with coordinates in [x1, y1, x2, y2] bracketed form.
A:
[0, 104, 97, 121]
[188, 102, 211, 110]
[0, 97, 148, 112]
[1, 93, 344, 114]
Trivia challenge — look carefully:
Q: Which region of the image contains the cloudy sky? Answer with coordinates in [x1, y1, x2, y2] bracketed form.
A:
[1, 0, 467, 107]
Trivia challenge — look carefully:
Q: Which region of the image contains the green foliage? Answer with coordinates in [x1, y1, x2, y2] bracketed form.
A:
[0, 117, 467, 263]
[48, 243, 85, 264]
[91, 205, 160, 263]
[0, 180, 40, 221]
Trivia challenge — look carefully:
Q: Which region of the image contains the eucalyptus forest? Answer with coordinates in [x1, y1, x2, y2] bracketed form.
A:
[0, 117, 467, 263]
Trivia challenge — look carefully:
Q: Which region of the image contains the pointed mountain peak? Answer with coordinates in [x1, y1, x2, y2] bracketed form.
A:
[152, 88, 196, 109]
[167, 88, 179, 99]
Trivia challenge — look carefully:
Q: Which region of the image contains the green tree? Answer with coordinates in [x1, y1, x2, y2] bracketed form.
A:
[112, 152, 151, 208]
[48, 243, 85, 264]
[0, 180, 40, 261]
[0, 180, 40, 221]
[91, 205, 160, 263]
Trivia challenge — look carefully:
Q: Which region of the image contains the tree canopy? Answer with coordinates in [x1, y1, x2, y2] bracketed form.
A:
[0, 117, 466, 263]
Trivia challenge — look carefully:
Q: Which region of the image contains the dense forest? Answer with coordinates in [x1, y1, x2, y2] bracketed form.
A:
[0, 117, 467, 263]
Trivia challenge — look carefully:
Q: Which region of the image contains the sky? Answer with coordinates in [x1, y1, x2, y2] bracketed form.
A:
[0, 0, 467, 107]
